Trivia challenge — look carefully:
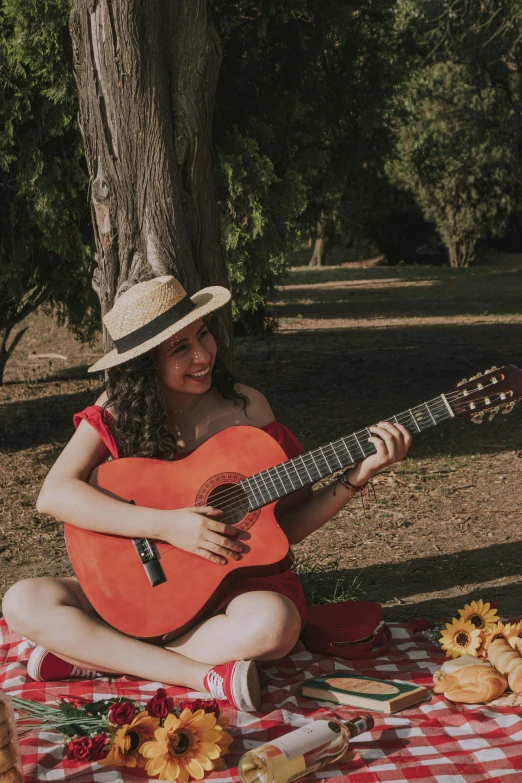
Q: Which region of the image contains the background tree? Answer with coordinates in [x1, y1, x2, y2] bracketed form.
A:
[0, 0, 96, 384]
[389, 0, 522, 266]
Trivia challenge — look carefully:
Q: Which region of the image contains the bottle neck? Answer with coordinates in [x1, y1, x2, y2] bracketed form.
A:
[344, 714, 374, 738]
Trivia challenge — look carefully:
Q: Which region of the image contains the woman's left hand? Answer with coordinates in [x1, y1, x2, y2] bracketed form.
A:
[345, 421, 412, 487]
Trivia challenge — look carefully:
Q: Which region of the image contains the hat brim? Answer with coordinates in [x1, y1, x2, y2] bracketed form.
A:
[88, 286, 231, 373]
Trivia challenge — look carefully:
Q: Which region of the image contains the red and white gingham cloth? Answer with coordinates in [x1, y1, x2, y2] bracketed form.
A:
[2, 619, 522, 783]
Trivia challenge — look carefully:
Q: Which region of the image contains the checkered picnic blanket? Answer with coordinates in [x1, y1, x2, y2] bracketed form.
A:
[2, 619, 522, 783]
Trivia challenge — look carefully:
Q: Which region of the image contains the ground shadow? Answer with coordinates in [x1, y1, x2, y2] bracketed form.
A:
[299, 540, 522, 620]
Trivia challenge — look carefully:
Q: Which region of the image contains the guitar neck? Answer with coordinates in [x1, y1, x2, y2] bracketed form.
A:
[241, 394, 454, 510]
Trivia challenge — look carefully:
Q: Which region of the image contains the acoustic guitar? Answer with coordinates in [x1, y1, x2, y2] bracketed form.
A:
[64, 365, 522, 643]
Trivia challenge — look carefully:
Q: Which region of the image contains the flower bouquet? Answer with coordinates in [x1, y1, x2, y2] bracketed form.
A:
[11, 690, 232, 782]
[433, 599, 522, 705]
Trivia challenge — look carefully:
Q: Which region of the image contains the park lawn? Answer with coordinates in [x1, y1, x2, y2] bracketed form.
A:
[1, 254, 522, 621]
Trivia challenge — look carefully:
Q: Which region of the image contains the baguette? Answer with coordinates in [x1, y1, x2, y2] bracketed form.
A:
[487, 637, 522, 694]
[0, 767, 23, 783]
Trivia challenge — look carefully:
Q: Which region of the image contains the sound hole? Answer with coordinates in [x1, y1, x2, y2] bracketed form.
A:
[207, 483, 250, 526]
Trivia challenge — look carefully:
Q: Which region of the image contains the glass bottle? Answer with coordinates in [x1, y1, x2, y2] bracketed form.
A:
[238, 714, 374, 783]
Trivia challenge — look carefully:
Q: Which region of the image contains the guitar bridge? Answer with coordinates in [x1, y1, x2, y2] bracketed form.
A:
[127, 501, 166, 587]
[132, 538, 167, 587]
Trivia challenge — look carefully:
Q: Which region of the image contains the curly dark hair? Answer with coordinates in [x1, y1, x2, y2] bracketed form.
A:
[101, 351, 247, 459]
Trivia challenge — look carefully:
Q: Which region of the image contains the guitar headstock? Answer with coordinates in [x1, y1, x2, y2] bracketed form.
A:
[446, 365, 522, 423]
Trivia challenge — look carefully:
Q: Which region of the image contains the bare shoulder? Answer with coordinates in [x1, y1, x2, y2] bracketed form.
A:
[94, 390, 116, 418]
[95, 390, 109, 406]
[235, 384, 275, 428]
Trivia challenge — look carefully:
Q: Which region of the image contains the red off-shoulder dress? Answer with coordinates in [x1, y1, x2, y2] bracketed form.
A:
[73, 406, 308, 628]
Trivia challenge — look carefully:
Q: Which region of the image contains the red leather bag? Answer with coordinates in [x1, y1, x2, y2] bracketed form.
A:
[302, 600, 391, 660]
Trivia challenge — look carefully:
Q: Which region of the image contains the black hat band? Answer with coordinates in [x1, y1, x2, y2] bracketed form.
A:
[114, 296, 197, 353]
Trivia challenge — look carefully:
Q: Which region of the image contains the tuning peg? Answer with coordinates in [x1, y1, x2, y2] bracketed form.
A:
[470, 372, 483, 380]
[485, 366, 498, 374]
[456, 378, 468, 387]
[471, 412, 485, 424]
[501, 402, 516, 415]
[488, 406, 500, 421]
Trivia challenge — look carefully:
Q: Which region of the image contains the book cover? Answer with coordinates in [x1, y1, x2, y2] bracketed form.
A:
[301, 672, 429, 713]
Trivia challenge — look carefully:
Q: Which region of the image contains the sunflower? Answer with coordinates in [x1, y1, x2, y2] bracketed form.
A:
[140, 707, 224, 782]
[482, 621, 521, 654]
[440, 617, 482, 659]
[212, 711, 234, 770]
[458, 599, 499, 631]
[99, 711, 159, 769]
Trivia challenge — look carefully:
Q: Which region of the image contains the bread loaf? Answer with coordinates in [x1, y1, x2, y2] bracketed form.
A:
[487, 637, 522, 694]
[0, 744, 17, 776]
[0, 724, 12, 750]
[433, 664, 507, 703]
[0, 766, 23, 783]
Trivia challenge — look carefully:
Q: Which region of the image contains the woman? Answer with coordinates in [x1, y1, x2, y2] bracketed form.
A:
[2, 276, 411, 712]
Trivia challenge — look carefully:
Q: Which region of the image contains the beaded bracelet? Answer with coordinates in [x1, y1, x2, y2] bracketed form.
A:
[336, 472, 374, 510]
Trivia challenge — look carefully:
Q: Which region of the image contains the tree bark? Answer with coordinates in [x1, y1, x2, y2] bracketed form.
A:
[69, 0, 231, 358]
[447, 236, 477, 267]
[0, 326, 29, 385]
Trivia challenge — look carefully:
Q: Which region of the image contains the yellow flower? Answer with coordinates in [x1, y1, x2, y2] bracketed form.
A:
[99, 711, 159, 769]
[458, 599, 499, 631]
[140, 708, 224, 782]
[440, 617, 482, 659]
[483, 621, 521, 654]
[213, 712, 234, 770]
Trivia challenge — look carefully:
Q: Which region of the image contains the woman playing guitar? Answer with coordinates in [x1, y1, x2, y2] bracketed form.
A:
[2, 276, 411, 712]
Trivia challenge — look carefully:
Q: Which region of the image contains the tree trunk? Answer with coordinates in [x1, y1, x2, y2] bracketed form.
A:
[447, 236, 477, 267]
[309, 211, 331, 267]
[69, 0, 231, 359]
[0, 326, 29, 385]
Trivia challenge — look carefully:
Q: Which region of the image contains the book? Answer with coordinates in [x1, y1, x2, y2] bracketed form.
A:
[301, 672, 429, 714]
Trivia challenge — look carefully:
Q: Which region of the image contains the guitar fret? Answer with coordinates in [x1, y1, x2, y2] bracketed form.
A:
[408, 409, 421, 433]
[308, 451, 322, 479]
[424, 402, 437, 426]
[286, 458, 304, 489]
[275, 464, 293, 494]
[257, 470, 275, 502]
[280, 461, 298, 492]
[268, 466, 287, 496]
[316, 446, 333, 473]
[297, 455, 314, 484]
[328, 443, 345, 470]
[302, 452, 322, 483]
[246, 476, 264, 508]
[353, 431, 367, 460]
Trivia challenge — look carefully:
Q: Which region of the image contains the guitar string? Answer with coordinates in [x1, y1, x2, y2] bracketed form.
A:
[153, 387, 515, 546]
[182, 390, 513, 516]
[148, 385, 510, 537]
[168, 418, 492, 527]
[185, 389, 506, 513]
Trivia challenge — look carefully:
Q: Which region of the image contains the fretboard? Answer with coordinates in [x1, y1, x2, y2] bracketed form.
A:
[240, 394, 453, 510]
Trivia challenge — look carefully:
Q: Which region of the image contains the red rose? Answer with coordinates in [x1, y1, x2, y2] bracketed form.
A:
[90, 733, 109, 761]
[67, 736, 92, 761]
[146, 688, 175, 719]
[107, 700, 138, 726]
[178, 698, 220, 717]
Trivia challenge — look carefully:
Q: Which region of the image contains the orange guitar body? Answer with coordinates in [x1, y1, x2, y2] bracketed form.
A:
[64, 426, 290, 644]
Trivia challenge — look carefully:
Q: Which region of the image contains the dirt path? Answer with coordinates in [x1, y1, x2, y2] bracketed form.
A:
[1, 257, 522, 621]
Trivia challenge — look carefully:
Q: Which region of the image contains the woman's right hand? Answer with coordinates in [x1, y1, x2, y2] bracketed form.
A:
[157, 506, 244, 565]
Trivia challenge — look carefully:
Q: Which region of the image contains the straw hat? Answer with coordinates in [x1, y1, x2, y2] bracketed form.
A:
[88, 276, 231, 372]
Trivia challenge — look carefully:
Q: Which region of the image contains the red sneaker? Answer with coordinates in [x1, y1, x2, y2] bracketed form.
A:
[203, 660, 260, 712]
[27, 646, 104, 682]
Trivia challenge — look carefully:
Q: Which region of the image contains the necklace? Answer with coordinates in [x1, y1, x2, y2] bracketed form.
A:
[167, 395, 203, 415]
